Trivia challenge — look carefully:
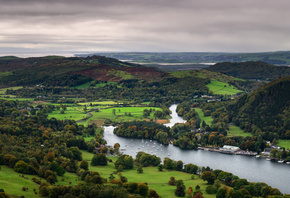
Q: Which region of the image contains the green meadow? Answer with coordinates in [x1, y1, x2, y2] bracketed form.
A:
[276, 139, 290, 150]
[83, 106, 164, 124]
[0, 165, 41, 198]
[193, 108, 213, 126]
[81, 150, 216, 198]
[227, 125, 252, 137]
[0, 150, 218, 198]
[77, 100, 120, 106]
[0, 86, 23, 94]
[47, 105, 164, 126]
[75, 81, 118, 89]
[206, 80, 242, 95]
[47, 107, 88, 121]
[0, 97, 34, 101]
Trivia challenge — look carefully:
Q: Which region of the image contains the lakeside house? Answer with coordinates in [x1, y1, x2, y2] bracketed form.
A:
[220, 145, 240, 153]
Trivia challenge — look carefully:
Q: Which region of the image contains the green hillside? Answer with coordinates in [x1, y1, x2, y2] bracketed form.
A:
[227, 76, 290, 140]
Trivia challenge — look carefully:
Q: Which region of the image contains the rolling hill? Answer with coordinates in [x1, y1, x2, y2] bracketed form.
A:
[207, 61, 290, 80]
[0, 55, 165, 87]
[227, 76, 290, 140]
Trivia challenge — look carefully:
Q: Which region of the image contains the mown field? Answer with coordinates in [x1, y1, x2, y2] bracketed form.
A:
[193, 108, 213, 125]
[227, 125, 252, 137]
[206, 80, 242, 95]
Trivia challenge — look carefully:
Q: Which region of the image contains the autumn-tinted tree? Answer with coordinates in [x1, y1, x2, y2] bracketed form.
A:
[201, 171, 216, 185]
[175, 186, 185, 197]
[14, 160, 29, 174]
[91, 153, 107, 166]
[80, 160, 89, 170]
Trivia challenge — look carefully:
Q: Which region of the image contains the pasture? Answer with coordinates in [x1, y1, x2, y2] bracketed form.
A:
[227, 125, 252, 137]
[47, 105, 165, 126]
[47, 107, 88, 121]
[206, 80, 242, 95]
[193, 108, 213, 125]
[0, 165, 41, 198]
[276, 139, 290, 150]
[81, 150, 216, 198]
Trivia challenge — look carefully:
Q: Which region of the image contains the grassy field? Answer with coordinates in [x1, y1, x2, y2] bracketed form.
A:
[0, 97, 34, 101]
[75, 81, 118, 89]
[93, 107, 162, 119]
[227, 125, 252, 137]
[47, 106, 88, 121]
[80, 106, 164, 126]
[47, 105, 164, 126]
[77, 101, 121, 106]
[0, 149, 218, 198]
[0, 165, 41, 198]
[0, 86, 23, 94]
[194, 108, 213, 126]
[206, 80, 242, 95]
[276, 139, 290, 150]
[81, 150, 216, 198]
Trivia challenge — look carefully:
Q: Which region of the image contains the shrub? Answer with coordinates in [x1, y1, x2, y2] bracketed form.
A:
[168, 177, 176, 186]
[137, 167, 143, 174]
[14, 160, 29, 174]
[175, 186, 185, 197]
[205, 185, 217, 194]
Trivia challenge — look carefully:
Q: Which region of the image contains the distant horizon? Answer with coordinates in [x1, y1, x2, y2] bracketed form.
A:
[1, 50, 290, 59]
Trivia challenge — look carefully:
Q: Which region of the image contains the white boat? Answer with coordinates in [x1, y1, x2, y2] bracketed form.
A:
[266, 158, 271, 161]
[255, 155, 261, 158]
[278, 160, 284, 163]
[286, 162, 290, 165]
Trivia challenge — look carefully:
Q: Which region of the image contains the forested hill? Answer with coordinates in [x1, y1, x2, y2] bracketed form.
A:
[0, 55, 165, 86]
[207, 61, 290, 80]
[227, 76, 290, 140]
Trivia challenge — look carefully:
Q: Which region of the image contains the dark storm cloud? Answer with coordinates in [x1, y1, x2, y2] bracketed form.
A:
[1, 0, 290, 53]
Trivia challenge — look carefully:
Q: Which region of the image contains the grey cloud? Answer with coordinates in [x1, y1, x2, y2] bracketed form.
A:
[1, 0, 290, 53]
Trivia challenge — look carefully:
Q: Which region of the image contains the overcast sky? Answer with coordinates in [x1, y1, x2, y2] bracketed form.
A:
[1, 0, 290, 55]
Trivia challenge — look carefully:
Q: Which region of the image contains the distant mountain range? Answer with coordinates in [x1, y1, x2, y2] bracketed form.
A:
[76, 51, 290, 65]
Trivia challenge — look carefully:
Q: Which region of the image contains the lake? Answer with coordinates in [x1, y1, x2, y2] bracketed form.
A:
[104, 104, 290, 194]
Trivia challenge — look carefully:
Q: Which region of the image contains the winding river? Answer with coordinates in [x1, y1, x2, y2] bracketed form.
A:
[104, 105, 290, 194]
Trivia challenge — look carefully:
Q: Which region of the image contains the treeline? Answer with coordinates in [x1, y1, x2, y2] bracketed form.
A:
[114, 120, 199, 149]
[8, 75, 210, 104]
[162, 156, 284, 198]
[207, 61, 290, 80]
[114, 121, 170, 144]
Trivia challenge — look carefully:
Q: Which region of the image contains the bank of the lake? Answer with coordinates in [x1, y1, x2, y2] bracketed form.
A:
[104, 104, 290, 194]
